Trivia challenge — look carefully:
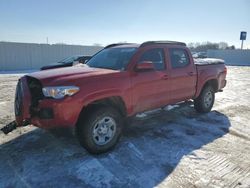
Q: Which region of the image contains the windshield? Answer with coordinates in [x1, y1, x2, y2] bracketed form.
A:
[58, 56, 81, 64]
[86, 48, 137, 70]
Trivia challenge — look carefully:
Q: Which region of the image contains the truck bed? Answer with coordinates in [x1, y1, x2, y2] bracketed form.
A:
[195, 58, 227, 95]
[194, 58, 225, 66]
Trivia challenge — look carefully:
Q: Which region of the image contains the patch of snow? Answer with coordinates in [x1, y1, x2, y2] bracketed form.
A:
[136, 108, 163, 118]
[164, 105, 180, 111]
[0, 69, 38, 76]
[144, 108, 162, 115]
[0, 102, 6, 106]
[136, 113, 147, 118]
[194, 58, 225, 64]
[73, 64, 89, 67]
[136, 106, 178, 118]
[76, 158, 118, 187]
[108, 153, 120, 164]
[127, 142, 144, 160]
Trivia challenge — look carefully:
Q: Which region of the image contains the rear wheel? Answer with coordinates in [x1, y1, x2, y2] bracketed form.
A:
[76, 106, 123, 154]
[194, 85, 215, 113]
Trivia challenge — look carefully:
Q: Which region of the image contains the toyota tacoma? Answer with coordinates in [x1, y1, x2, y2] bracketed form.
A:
[13, 41, 227, 154]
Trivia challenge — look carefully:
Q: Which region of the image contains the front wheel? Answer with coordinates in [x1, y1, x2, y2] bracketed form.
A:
[194, 86, 215, 113]
[76, 106, 123, 154]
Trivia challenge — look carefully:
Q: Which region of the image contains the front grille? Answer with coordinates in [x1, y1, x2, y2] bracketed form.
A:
[15, 80, 23, 116]
[26, 76, 44, 108]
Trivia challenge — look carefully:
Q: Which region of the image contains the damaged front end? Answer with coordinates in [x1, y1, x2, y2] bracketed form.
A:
[1, 73, 81, 134]
[1, 76, 43, 134]
[15, 76, 35, 127]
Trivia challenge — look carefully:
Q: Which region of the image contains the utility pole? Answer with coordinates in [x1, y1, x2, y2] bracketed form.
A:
[241, 40, 244, 50]
[240, 31, 247, 50]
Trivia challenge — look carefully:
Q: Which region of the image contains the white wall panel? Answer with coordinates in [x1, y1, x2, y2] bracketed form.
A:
[207, 50, 250, 66]
[0, 42, 103, 71]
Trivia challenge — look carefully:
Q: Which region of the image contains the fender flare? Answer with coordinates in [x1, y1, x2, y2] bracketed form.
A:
[78, 88, 130, 117]
[195, 77, 218, 98]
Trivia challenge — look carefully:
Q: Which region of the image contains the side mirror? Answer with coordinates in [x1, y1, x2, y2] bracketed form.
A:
[136, 61, 154, 71]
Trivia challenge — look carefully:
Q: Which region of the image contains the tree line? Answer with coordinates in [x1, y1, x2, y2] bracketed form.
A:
[188, 42, 235, 52]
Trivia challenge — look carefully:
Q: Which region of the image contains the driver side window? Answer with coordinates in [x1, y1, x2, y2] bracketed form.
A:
[139, 48, 165, 70]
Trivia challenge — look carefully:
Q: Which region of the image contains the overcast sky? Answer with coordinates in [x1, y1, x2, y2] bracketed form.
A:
[0, 0, 249, 48]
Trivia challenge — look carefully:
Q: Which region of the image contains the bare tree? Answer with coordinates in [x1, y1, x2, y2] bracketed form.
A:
[188, 41, 232, 52]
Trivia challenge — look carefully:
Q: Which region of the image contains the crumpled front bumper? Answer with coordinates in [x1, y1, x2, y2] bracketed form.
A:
[15, 76, 31, 127]
[15, 76, 82, 129]
[30, 98, 81, 129]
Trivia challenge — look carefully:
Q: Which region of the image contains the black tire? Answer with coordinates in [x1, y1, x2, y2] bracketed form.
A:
[194, 85, 215, 113]
[76, 106, 123, 154]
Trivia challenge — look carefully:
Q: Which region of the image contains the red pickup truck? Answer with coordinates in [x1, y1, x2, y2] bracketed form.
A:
[14, 41, 227, 153]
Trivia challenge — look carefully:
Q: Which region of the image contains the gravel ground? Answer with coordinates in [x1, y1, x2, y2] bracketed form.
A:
[0, 66, 250, 188]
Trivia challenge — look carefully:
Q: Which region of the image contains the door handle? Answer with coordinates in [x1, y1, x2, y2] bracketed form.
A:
[188, 72, 194, 76]
[161, 74, 168, 80]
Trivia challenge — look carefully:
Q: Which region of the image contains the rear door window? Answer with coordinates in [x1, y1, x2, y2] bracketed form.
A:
[169, 49, 190, 68]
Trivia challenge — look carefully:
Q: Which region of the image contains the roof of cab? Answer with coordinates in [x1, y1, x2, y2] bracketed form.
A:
[105, 41, 186, 49]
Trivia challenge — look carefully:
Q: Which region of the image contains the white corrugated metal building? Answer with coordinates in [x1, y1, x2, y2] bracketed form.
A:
[207, 49, 250, 66]
[0, 42, 103, 71]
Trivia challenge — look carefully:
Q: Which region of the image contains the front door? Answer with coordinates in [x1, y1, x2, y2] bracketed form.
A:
[131, 48, 170, 113]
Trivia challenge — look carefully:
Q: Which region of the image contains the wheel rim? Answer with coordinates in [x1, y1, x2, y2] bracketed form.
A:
[92, 116, 116, 146]
[204, 91, 213, 108]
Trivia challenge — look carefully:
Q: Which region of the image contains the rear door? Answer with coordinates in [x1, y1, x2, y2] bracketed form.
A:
[131, 48, 171, 113]
[168, 48, 196, 103]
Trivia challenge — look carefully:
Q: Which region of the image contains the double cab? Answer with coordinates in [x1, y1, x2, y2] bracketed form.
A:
[14, 41, 227, 153]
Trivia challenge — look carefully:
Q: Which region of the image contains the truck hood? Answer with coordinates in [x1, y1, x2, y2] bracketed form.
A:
[28, 65, 118, 84]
